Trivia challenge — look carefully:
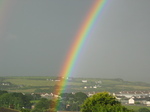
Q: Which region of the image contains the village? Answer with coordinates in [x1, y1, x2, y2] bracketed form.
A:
[38, 90, 150, 106]
[1, 76, 150, 112]
[114, 91, 150, 106]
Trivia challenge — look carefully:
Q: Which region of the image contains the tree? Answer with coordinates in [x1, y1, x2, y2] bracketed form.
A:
[0, 93, 24, 109]
[0, 90, 8, 96]
[58, 92, 88, 111]
[74, 92, 88, 103]
[20, 108, 31, 112]
[34, 98, 49, 110]
[11, 93, 32, 108]
[81, 92, 134, 112]
[0, 92, 33, 110]
[32, 98, 56, 112]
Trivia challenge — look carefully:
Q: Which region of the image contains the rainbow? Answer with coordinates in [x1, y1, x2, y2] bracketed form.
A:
[57, 0, 107, 93]
[53, 0, 108, 110]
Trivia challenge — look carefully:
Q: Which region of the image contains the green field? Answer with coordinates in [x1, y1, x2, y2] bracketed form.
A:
[5, 78, 55, 86]
[125, 105, 150, 112]
[1, 76, 150, 93]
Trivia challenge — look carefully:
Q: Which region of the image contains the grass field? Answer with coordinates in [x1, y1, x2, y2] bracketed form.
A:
[116, 85, 150, 90]
[8, 88, 36, 93]
[125, 105, 150, 112]
[5, 78, 55, 86]
[2, 76, 150, 93]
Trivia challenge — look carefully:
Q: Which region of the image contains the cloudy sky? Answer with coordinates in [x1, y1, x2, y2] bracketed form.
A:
[0, 0, 150, 82]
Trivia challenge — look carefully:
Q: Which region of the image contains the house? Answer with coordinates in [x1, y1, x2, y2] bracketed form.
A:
[41, 93, 51, 97]
[95, 80, 102, 84]
[146, 101, 150, 106]
[87, 92, 96, 97]
[0, 82, 11, 86]
[82, 80, 87, 83]
[93, 86, 97, 88]
[114, 91, 150, 105]
[54, 94, 60, 98]
[128, 98, 134, 104]
[114, 91, 150, 98]
[84, 86, 87, 89]
[134, 97, 149, 105]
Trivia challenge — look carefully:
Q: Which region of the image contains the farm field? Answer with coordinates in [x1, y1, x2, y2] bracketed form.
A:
[4, 78, 55, 86]
[1, 76, 150, 93]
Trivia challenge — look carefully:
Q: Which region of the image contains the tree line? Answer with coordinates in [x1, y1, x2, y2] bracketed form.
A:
[0, 90, 40, 111]
[1, 90, 150, 112]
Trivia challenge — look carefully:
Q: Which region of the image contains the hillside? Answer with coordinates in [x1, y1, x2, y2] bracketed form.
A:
[0, 76, 150, 93]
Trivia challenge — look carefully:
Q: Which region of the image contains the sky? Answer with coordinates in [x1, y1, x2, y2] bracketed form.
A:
[0, 0, 150, 82]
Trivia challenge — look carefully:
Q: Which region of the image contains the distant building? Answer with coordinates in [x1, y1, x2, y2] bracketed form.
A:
[114, 91, 150, 105]
[84, 86, 87, 89]
[146, 101, 150, 106]
[93, 86, 97, 88]
[1, 82, 11, 86]
[82, 80, 87, 83]
[114, 91, 150, 98]
[128, 98, 134, 104]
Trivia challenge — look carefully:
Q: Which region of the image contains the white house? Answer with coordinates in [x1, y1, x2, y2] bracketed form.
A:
[93, 86, 97, 88]
[146, 101, 150, 106]
[82, 80, 87, 83]
[84, 86, 87, 89]
[128, 98, 135, 104]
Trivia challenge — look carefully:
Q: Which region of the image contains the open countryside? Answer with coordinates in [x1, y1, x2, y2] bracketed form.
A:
[0, 0, 150, 111]
[1, 76, 150, 111]
[1, 76, 150, 93]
